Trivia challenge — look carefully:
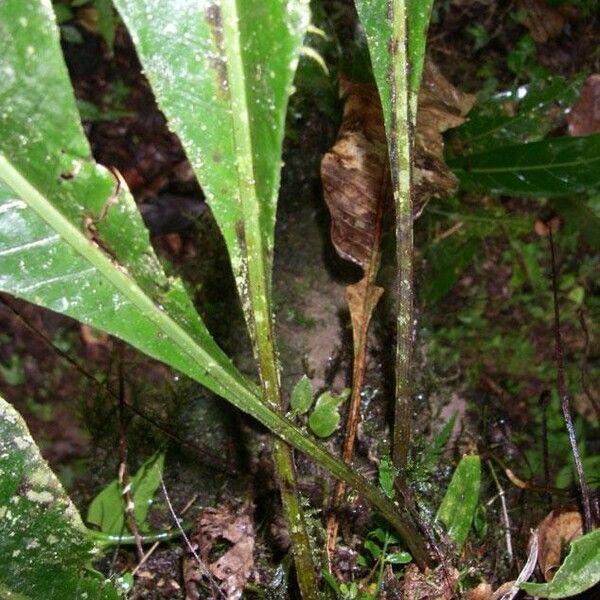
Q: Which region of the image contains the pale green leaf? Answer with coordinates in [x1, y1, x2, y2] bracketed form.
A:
[87, 452, 165, 536]
[0, 395, 120, 599]
[113, 0, 310, 342]
[290, 375, 313, 415]
[436, 454, 481, 552]
[520, 529, 600, 598]
[308, 389, 350, 438]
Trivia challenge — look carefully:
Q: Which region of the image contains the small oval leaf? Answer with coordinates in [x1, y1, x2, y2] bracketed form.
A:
[290, 375, 313, 416]
[308, 389, 350, 438]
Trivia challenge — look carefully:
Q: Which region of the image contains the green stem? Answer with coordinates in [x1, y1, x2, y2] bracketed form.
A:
[219, 2, 319, 595]
[87, 527, 186, 548]
[388, 1, 414, 471]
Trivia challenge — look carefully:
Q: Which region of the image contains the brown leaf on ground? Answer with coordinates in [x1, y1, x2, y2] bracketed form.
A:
[415, 60, 475, 209]
[466, 582, 492, 600]
[517, 0, 566, 42]
[402, 564, 459, 600]
[536, 509, 582, 581]
[184, 504, 255, 600]
[567, 75, 600, 136]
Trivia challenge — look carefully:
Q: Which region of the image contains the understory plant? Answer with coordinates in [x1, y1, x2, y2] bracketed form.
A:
[1, 0, 599, 598]
[0, 0, 433, 596]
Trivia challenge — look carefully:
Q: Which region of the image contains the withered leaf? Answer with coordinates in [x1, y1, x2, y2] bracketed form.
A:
[536, 509, 583, 581]
[184, 504, 255, 600]
[321, 79, 389, 271]
[415, 60, 475, 205]
[321, 62, 474, 271]
[567, 74, 600, 136]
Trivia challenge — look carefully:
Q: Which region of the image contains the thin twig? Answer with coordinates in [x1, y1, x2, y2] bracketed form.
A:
[117, 344, 144, 562]
[499, 530, 538, 600]
[547, 226, 594, 531]
[132, 493, 198, 576]
[160, 476, 224, 599]
[487, 460, 513, 563]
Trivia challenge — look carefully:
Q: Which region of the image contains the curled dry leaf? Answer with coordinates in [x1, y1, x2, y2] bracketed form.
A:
[536, 508, 583, 581]
[567, 74, 600, 136]
[415, 60, 475, 207]
[517, 0, 567, 43]
[321, 78, 389, 271]
[321, 62, 474, 251]
[184, 504, 255, 600]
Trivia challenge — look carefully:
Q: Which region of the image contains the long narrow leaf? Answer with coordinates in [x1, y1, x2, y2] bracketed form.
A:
[113, 0, 309, 343]
[0, 0, 254, 406]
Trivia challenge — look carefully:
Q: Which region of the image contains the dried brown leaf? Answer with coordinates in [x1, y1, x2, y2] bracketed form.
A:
[321, 61, 473, 269]
[466, 582, 492, 600]
[536, 509, 583, 581]
[321, 79, 388, 271]
[415, 60, 475, 206]
[518, 0, 566, 42]
[185, 504, 254, 600]
[567, 74, 600, 136]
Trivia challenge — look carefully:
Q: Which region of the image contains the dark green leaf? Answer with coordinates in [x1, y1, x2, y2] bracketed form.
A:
[0, 395, 120, 599]
[436, 454, 481, 552]
[551, 197, 600, 251]
[520, 529, 600, 598]
[93, 0, 116, 54]
[407, 0, 435, 96]
[308, 389, 350, 438]
[455, 77, 582, 154]
[290, 375, 313, 416]
[364, 539, 382, 559]
[420, 414, 457, 473]
[449, 135, 600, 197]
[321, 570, 341, 594]
[423, 236, 481, 303]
